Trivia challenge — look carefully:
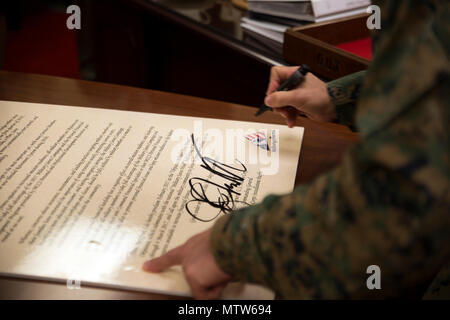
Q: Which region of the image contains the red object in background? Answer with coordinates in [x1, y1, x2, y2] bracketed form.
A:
[3, 10, 79, 79]
[335, 37, 372, 61]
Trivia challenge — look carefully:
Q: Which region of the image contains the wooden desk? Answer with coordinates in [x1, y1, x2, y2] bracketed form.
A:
[0, 71, 358, 299]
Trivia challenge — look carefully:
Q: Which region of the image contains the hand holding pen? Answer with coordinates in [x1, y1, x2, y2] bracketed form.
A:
[257, 65, 337, 128]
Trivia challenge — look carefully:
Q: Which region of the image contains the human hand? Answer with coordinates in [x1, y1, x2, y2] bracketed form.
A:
[142, 229, 231, 300]
[265, 66, 336, 127]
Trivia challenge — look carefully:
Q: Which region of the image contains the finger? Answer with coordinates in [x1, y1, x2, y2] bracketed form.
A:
[273, 106, 294, 115]
[142, 245, 184, 273]
[265, 90, 306, 109]
[266, 80, 280, 96]
[266, 66, 299, 95]
[286, 115, 297, 128]
[273, 107, 298, 128]
[185, 271, 205, 299]
[191, 280, 227, 300]
[273, 106, 289, 118]
[282, 108, 298, 128]
[202, 284, 227, 300]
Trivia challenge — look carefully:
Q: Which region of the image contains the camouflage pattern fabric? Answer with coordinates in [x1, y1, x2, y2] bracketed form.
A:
[209, 0, 450, 299]
[423, 260, 450, 300]
[327, 71, 366, 130]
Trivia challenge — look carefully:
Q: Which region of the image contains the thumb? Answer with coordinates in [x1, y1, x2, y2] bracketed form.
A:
[265, 90, 306, 109]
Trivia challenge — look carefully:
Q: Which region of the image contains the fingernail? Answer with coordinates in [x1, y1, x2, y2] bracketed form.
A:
[265, 95, 272, 106]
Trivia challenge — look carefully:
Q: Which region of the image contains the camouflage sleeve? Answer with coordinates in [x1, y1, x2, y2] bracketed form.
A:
[326, 71, 366, 129]
[209, 76, 450, 299]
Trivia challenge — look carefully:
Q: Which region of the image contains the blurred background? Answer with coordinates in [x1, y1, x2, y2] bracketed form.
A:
[0, 0, 80, 78]
[0, 0, 370, 107]
[0, 0, 273, 107]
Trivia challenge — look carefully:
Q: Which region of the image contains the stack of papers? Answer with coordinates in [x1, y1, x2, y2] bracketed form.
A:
[241, 0, 370, 56]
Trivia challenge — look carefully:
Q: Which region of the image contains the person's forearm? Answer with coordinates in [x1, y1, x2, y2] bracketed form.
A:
[210, 84, 449, 298]
[210, 161, 365, 299]
[210, 150, 447, 298]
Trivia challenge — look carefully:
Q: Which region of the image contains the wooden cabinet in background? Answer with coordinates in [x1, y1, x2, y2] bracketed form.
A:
[284, 14, 370, 79]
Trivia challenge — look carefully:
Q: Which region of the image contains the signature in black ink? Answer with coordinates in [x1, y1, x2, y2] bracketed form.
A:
[186, 134, 248, 222]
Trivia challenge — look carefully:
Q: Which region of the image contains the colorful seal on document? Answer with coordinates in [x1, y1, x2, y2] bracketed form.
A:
[245, 131, 269, 151]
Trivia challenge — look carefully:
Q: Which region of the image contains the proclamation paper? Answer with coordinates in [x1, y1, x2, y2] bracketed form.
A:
[0, 100, 304, 299]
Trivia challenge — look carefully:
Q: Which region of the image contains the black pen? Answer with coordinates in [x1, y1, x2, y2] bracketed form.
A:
[255, 64, 311, 117]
